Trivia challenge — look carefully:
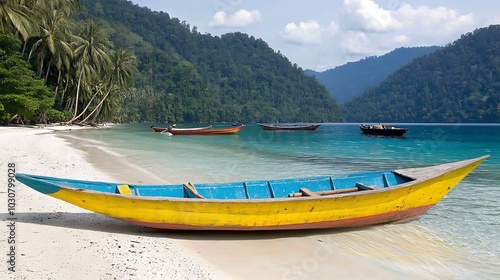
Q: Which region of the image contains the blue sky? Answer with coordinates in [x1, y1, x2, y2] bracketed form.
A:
[130, 0, 499, 71]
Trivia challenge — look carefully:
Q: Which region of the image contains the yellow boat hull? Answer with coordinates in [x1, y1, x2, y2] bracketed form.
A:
[38, 156, 486, 230]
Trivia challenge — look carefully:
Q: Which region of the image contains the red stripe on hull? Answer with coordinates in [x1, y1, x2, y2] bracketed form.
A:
[120, 204, 435, 231]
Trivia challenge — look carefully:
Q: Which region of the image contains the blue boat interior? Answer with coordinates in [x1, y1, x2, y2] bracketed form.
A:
[16, 171, 414, 199]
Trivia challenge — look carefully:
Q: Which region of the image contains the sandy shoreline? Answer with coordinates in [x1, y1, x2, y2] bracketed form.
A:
[1, 125, 478, 279]
[0, 126, 231, 280]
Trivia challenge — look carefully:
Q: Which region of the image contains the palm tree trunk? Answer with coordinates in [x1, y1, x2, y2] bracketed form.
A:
[38, 59, 44, 77]
[90, 103, 103, 123]
[44, 60, 53, 84]
[70, 70, 84, 121]
[71, 88, 102, 122]
[80, 86, 112, 123]
[22, 41, 28, 57]
[66, 96, 74, 111]
[60, 74, 70, 106]
[53, 71, 62, 102]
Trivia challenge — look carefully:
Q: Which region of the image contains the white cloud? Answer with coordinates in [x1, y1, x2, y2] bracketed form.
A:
[337, 0, 476, 57]
[209, 9, 261, 28]
[283, 20, 323, 45]
[324, 21, 341, 37]
[395, 4, 475, 36]
[342, 0, 400, 32]
[340, 31, 373, 56]
[282, 20, 340, 45]
[282, 1, 475, 57]
[394, 34, 409, 43]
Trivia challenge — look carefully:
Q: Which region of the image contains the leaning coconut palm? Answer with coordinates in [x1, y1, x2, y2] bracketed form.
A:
[80, 49, 137, 123]
[92, 87, 120, 123]
[71, 79, 105, 122]
[67, 20, 111, 123]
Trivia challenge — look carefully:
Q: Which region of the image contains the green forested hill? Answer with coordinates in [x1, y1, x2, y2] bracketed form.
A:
[306, 46, 441, 104]
[344, 25, 500, 123]
[78, 0, 344, 123]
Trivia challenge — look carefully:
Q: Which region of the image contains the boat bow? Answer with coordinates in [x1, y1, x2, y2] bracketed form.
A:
[394, 155, 489, 181]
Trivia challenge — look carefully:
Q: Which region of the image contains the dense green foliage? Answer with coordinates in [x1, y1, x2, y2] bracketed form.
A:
[345, 25, 500, 123]
[306, 46, 441, 104]
[0, 0, 138, 124]
[78, 0, 344, 123]
[0, 32, 54, 123]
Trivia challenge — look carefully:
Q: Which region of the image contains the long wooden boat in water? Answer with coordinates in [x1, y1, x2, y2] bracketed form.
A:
[360, 124, 409, 137]
[259, 123, 320, 130]
[168, 124, 245, 135]
[151, 125, 212, 133]
[16, 156, 488, 231]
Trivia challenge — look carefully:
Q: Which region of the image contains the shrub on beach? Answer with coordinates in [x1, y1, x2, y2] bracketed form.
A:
[0, 32, 56, 124]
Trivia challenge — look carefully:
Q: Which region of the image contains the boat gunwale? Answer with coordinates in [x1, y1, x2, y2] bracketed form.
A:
[168, 125, 245, 135]
[167, 125, 213, 131]
[17, 155, 489, 203]
[258, 123, 320, 130]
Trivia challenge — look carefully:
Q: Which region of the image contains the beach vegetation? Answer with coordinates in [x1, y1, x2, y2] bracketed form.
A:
[0, 31, 53, 124]
[0, 0, 137, 125]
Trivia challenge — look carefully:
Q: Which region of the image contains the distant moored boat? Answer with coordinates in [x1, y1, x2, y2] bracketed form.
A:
[359, 124, 409, 137]
[151, 124, 245, 135]
[168, 124, 245, 135]
[259, 123, 320, 131]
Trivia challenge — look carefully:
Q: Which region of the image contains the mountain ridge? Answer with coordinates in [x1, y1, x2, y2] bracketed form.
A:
[306, 46, 442, 104]
[344, 25, 500, 123]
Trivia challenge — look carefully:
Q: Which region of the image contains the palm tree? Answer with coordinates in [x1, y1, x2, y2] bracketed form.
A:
[29, 0, 81, 102]
[80, 48, 137, 123]
[0, 0, 34, 41]
[68, 20, 112, 122]
[28, 9, 73, 85]
[38, 0, 81, 16]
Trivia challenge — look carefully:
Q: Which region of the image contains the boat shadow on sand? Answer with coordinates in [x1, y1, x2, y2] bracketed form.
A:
[2, 212, 367, 240]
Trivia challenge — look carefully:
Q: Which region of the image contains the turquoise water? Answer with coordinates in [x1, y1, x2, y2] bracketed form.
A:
[69, 123, 499, 278]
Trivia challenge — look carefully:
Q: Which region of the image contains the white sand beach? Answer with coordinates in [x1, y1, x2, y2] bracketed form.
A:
[0, 126, 473, 280]
[0, 126, 231, 280]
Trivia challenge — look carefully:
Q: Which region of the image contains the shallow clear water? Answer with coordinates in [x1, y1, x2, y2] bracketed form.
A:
[68, 123, 500, 279]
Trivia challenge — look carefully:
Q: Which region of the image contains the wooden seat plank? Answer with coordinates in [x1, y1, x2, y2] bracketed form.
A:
[116, 184, 133, 195]
[356, 183, 376, 190]
[183, 182, 205, 199]
[300, 188, 319, 197]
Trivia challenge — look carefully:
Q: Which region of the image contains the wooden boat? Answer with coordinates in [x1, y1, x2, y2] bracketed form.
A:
[259, 123, 320, 130]
[151, 125, 212, 133]
[168, 124, 245, 135]
[360, 124, 409, 137]
[151, 126, 168, 132]
[15, 156, 488, 231]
